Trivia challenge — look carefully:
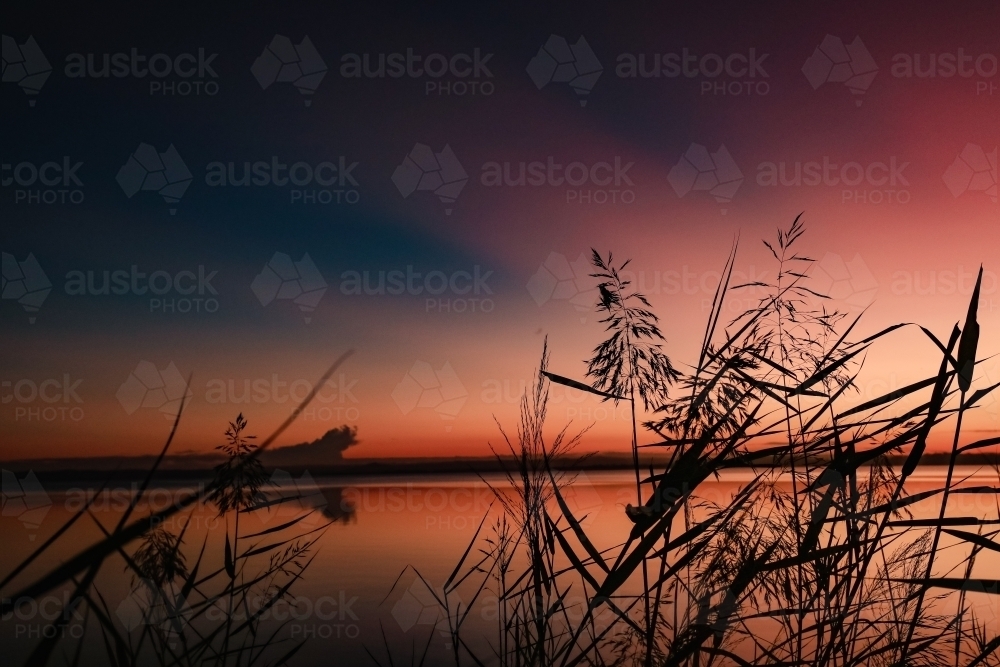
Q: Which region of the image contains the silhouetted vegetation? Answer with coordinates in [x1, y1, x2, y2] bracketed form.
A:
[375, 219, 1000, 666]
[5, 218, 1000, 666]
[0, 352, 354, 667]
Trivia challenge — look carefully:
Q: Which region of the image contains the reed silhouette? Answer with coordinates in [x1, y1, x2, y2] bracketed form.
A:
[5, 218, 1000, 667]
[1, 352, 354, 667]
[375, 219, 999, 667]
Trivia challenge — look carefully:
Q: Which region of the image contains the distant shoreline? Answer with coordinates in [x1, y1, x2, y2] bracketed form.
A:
[3, 451, 997, 483]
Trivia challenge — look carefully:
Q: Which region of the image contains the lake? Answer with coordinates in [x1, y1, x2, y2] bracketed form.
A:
[2, 467, 998, 665]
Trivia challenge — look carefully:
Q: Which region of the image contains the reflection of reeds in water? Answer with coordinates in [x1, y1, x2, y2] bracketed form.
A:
[321, 487, 357, 524]
[377, 218, 1000, 666]
[0, 352, 354, 667]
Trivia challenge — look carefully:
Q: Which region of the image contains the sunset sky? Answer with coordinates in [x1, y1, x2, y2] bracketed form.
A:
[3, 2, 998, 461]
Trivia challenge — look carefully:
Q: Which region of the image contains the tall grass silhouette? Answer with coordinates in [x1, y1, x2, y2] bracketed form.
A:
[377, 218, 999, 666]
[4, 216, 1000, 667]
[1, 352, 354, 667]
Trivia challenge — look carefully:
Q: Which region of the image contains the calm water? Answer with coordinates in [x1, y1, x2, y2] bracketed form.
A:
[2, 468, 998, 665]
